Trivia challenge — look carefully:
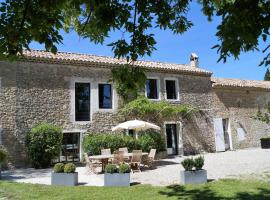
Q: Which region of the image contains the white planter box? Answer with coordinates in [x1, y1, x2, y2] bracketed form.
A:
[51, 172, 78, 186]
[180, 169, 207, 184]
[104, 173, 130, 186]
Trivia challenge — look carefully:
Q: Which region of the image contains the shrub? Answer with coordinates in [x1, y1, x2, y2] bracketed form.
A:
[25, 122, 63, 169]
[138, 132, 166, 152]
[181, 158, 194, 171]
[83, 132, 166, 156]
[53, 163, 65, 173]
[194, 155, 204, 170]
[0, 148, 8, 164]
[64, 163, 76, 173]
[119, 163, 130, 173]
[83, 134, 125, 155]
[105, 164, 118, 174]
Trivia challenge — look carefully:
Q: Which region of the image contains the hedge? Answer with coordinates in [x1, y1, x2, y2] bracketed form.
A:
[83, 132, 165, 155]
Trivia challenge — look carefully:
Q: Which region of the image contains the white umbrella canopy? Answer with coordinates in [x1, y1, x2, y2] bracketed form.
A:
[112, 119, 161, 132]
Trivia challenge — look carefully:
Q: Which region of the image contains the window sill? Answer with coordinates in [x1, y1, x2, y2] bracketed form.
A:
[73, 121, 92, 125]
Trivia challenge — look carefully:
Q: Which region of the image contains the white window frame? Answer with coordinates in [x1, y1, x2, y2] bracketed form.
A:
[98, 82, 114, 111]
[70, 77, 93, 124]
[145, 77, 161, 100]
[164, 77, 180, 101]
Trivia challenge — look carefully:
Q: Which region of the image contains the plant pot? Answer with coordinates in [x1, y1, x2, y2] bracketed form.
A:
[51, 172, 78, 186]
[104, 173, 130, 186]
[260, 138, 270, 149]
[180, 169, 207, 185]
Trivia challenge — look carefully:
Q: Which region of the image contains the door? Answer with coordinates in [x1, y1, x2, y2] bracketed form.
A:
[60, 132, 80, 162]
[214, 118, 225, 152]
[166, 124, 178, 155]
[222, 119, 230, 150]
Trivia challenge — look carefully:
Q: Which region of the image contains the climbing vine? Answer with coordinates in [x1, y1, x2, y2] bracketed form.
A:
[110, 65, 146, 103]
[254, 107, 270, 124]
[119, 96, 198, 122]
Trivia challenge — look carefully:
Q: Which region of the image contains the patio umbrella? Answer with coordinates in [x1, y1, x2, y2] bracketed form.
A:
[112, 119, 161, 132]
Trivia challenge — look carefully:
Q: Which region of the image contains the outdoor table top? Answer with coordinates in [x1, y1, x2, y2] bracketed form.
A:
[89, 152, 148, 160]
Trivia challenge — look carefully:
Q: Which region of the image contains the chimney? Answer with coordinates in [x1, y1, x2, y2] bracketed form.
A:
[190, 53, 199, 67]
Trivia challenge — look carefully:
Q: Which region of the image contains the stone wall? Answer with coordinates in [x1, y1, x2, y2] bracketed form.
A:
[0, 61, 121, 166]
[211, 88, 270, 149]
[2, 59, 269, 166]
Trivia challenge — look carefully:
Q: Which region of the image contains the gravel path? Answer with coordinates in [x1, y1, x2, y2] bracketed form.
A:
[2, 148, 270, 186]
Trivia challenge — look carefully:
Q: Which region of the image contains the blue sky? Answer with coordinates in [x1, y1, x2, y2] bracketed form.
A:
[30, 2, 267, 80]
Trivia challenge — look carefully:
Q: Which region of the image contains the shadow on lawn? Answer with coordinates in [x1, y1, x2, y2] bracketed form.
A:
[159, 185, 270, 200]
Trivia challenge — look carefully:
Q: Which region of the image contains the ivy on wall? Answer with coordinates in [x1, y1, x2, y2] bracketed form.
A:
[110, 65, 146, 103]
[119, 96, 198, 122]
[254, 108, 270, 124]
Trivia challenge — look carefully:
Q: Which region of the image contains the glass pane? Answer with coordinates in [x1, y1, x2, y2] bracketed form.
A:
[75, 83, 90, 121]
[166, 80, 177, 99]
[146, 79, 158, 99]
[61, 132, 80, 162]
[166, 124, 177, 154]
[99, 84, 112, 109]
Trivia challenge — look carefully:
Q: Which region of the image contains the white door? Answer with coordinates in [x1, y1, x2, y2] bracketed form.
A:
[214, 118, 225, 152]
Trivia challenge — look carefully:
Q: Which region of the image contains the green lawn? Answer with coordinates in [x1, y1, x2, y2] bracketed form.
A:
[0, 179, 270, 200]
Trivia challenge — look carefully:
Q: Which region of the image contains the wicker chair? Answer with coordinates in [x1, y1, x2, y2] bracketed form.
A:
[143, 149, 156, 168]
[84, 153, 101, 174]
[101, 148, 111, 155]
[112, 150, 125, 164]
[130, 150, 142, 172]
[119, 147, 130, 162]
[119, 147, 128, 153]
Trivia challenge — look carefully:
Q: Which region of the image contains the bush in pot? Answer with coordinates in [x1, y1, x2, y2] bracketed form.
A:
[260, 135, 270, 149]
[51, 163, 78, 186]
[104, 163, 130, 186]
[180, 156, 207, 185]
[194, 156, 204, 170]
[181, 158, 194, 171]
[26, 122, 63, 169]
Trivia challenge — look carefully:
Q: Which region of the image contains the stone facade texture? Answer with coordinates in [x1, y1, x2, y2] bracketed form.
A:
[0, 60, 269, 167]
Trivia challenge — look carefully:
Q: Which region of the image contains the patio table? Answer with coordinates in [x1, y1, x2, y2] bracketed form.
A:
[89, 152, 148, 172]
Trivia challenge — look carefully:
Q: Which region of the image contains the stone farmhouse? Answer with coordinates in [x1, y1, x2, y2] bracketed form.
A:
[1, 50, 270, 167]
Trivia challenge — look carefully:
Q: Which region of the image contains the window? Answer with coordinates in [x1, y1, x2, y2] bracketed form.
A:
[99, 84, 112, 109]
[146, 79, 158, 99]
[165, 80, 177, 100]
[75, 82, 90, 121]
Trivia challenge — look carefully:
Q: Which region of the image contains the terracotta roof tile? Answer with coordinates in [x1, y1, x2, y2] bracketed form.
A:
[211, 77, 270, 90]
[21, 50, 212, 76]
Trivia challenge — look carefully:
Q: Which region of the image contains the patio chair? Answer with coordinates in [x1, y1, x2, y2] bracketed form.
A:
[143, 149, 156, 168]
[119, 147, 128, 153]
[119, 147, 130, 162]
[112, 150, 125, 164]
[84, 153, 102, 174]
[130, 150, 142, 172]
[101, 148, 111, 155]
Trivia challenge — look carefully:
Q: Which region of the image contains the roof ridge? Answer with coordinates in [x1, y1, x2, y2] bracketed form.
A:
[26, 49, 189, 67]
[212, 77, 267, 82]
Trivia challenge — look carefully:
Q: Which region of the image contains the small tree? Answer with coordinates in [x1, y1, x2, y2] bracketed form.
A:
[264, 69, 270, 81]
[26, 122, 63, 169]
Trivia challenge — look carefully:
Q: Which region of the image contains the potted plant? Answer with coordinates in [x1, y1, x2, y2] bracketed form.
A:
[51, 163, 78, 186]
[104, 163, 130, 186]
[0, 148, 7, 179]
[260, 136, 270, 149]
[180, 155, 207, 184]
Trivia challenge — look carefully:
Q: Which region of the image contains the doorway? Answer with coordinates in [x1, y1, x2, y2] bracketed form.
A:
[214, 118, 232, 152]
[59, 132, 80, 162]
[165, 124, 178, 155]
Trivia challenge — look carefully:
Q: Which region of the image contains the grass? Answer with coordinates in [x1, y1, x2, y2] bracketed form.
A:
[0, 179, 270, 200]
